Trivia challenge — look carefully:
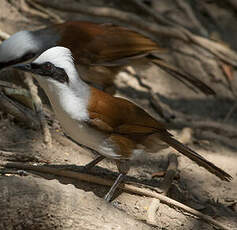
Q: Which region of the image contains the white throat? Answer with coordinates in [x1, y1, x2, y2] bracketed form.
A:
[37, 66, 90, 122]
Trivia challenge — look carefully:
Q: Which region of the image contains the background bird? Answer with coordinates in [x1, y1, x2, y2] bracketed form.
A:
[0, 20, 215, 95]
[13, 46, 231, 202]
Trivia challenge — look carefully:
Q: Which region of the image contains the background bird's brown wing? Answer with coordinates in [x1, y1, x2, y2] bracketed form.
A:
[54, 21, 214, 95]
[55, 21, 163, 65]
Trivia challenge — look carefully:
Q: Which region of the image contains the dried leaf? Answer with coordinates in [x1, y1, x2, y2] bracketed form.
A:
[221, 63, 234, 81]
[151, 171, 166, 178]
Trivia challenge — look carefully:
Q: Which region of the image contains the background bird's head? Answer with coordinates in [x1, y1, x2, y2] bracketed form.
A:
[0, 29, 59, 71]
[0, 31, 41, 70]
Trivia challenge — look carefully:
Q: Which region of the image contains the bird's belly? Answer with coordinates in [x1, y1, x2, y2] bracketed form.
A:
[56, 112, 122, 159]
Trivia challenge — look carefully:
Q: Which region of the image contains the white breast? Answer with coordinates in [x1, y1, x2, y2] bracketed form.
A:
[38, 78, 123, 159]
[55, 102, 123, 159]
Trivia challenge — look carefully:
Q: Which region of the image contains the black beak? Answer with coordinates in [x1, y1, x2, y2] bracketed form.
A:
[13, 63, 32, 72]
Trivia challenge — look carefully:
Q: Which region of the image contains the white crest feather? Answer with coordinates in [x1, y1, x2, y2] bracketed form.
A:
[33, 46, 78, 83]
[34, 46, 74, 69]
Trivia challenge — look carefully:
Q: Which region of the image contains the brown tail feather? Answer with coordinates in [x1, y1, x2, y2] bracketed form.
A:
[151, 58, 216, 96]
[159, 134, 232, 181]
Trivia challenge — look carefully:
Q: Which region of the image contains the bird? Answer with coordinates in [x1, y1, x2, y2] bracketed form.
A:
[13, 46, 231, 202]
[0, 20, 215, 95]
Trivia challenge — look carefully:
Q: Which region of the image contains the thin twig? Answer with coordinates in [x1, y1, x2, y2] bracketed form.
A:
[224, 101, 237, 122]
[125, 67, 175, 121]
[149, 91, 175, 121]
[0, 80, 22, 89]
[33, 0, 189, 41]
[19, 0, 52, 20]
[3, 88, 31, 98]
[130, 0, 237, 67]
[187, 33, 237, 67]
[129, 0, 176, 27]
[4, 162, 232, 230]
[26, 0, 64, 23]
[175, 0, 208, 37]
[24, 73, 52, 146]
[0, 169, 29, 176]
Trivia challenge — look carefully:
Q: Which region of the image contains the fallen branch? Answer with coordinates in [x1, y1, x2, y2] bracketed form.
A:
[0, 90, 39, 129]
[4, 162, 231, 230]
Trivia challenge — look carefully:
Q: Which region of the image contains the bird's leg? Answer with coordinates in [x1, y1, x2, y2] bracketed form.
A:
[84, 155, 105, 171]
[104, 160, 130, 202]
[104, 173, 125, 202]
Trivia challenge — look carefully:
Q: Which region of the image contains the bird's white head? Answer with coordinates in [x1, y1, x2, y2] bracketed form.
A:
[0, 31, 40, 68]
[13, 46, 90, 121]
[35, 46, 73, 67]
[13, 46, 80, 86]
[35, 46, 76, 79]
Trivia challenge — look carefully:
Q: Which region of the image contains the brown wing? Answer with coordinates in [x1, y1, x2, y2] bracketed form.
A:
[53, 21, 163, 65]
[87, 87, 232, 181]
[87, 87, 167, 136]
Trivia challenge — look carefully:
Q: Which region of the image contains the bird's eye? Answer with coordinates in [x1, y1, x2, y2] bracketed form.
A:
[44, 62, 53, 71]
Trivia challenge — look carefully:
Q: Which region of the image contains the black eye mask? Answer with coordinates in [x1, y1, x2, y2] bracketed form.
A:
[33, 62, 69, 84]
[13, 61, 69, 84]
